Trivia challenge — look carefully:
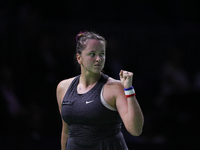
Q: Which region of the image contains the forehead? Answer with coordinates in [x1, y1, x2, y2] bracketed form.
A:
[85, 39, 105, 50]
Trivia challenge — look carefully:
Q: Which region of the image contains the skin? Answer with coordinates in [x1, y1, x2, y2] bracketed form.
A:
[56, 39, 144, 150]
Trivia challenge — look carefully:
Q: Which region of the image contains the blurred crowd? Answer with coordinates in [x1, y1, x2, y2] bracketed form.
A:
[1, 1, 200, 150]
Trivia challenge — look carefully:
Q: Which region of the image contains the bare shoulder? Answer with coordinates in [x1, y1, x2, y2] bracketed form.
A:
[105, 77, 123, 89]
[103, 77, 124, 109]
[56, 77, 75, 110]
[57, 77, 75, 91]
[104, 77, 124, 97]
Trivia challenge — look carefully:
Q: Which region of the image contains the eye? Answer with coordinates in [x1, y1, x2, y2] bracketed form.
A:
[100, 53, 105, 57]
[89, 53, 95, 57]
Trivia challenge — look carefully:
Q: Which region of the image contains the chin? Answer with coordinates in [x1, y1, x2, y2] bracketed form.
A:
[92, 69, 103, 74]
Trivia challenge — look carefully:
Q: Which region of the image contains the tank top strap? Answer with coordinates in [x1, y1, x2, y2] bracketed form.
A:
[62, 75, 80, 103]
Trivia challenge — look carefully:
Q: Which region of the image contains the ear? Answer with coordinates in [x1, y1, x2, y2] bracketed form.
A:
[76, 53, 82, 64]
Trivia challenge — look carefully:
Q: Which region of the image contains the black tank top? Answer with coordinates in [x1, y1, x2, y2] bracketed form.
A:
[61, 73, 128, 150]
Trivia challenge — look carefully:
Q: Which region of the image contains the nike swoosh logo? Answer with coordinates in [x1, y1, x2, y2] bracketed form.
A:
[86, 100, 94, 104]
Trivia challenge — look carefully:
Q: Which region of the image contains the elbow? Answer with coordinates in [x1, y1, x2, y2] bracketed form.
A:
[126, 124, 144, 136]
[129, 128, 143, 136]
[133, 129, 143, 136]
[125, 115, 144, 136]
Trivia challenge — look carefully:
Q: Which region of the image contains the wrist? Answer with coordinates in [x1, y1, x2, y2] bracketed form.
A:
[124, 84, 132, 89]
[124, 86, 136, 97]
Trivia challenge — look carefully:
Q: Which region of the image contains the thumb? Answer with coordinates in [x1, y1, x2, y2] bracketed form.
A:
[119, 70, 123, 79]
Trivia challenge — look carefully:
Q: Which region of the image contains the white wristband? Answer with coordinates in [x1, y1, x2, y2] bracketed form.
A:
[124, 89, 135, 95]
[124, 86, 136, 97]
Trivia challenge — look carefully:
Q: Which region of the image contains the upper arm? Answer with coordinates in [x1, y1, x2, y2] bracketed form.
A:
[57, 78, 75, 148]
[104, 79, 128, 119]
[114, 82, 129, 120]
[56, 81, 66, 114]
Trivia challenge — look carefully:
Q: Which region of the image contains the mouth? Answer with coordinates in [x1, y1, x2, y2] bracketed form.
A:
[94, 65, 102, 68]
[94, 64, 101, 66]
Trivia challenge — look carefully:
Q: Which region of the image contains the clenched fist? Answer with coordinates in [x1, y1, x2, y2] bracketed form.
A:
[119, 70, 133, 89]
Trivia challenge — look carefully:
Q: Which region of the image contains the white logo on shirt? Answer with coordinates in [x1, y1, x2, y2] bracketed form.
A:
[86, 100, 94, 104]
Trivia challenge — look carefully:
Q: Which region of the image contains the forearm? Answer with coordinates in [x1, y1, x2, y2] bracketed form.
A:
[125, 96, 144, 136]
[119, 70, 144, 136]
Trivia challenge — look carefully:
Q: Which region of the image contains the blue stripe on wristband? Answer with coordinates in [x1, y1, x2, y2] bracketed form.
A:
[124, 86, 134, 91]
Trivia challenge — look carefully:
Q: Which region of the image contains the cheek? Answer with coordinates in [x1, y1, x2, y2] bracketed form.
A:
[86, 57, 94, 62]
[83, 57, 94, 65]
[102, 56, 106, 62]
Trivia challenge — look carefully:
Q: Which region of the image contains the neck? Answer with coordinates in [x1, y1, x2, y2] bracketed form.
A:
[79, 72, 101, 87]
[77, 72, 101, 94]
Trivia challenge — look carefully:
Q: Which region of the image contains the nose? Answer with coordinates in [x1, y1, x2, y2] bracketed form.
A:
[95, 55, 101, 62]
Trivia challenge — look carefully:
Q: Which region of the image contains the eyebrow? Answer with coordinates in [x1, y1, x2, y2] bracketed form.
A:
[88, 50, 105, 53]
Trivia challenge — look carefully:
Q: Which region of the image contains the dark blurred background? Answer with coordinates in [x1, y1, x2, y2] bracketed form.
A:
[0, 0, 200, 150]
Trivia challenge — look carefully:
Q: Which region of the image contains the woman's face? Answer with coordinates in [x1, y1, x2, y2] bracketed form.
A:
[77, 39, 106, 74]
